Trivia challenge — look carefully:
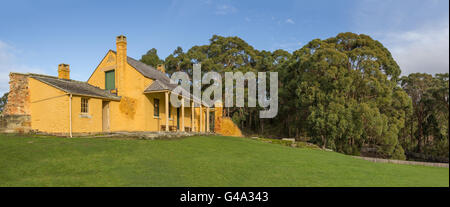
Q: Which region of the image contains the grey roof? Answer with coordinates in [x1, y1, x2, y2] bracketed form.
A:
[144, 80, 175, 92]
[29, 74, 120, 100]
[144, 80, 205, 105]
[127, 57, 171, 82]
[110, 50, 170, 82]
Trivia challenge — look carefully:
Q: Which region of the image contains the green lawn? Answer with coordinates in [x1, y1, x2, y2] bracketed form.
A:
[0, 134, 448, 187]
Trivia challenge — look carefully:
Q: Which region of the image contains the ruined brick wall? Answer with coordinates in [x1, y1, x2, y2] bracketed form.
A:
[0, 73, 32, 133]
[3, 73, 30, 115]
[0, 114, 31, 133]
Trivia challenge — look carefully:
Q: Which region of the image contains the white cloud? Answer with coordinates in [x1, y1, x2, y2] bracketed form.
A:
[379, 20, 449, 75]
[352, 0, 449, 76]
[215, 4, 237, 15]
[0, 40, 44, 95]
[285, 18, 295, 24]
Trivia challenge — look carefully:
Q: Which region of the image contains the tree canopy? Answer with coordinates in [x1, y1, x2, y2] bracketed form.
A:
[140, 33, 448, 161]
[140, 48, 163, 68]
[400, 73, 449, 161]
[0, 92, 8, 115]
[280, 33, 411, 158]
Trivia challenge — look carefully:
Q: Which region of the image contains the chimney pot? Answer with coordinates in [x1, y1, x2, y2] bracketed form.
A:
[116, 35, 127, 43]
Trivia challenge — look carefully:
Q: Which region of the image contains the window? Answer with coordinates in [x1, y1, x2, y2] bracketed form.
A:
[154, 99, 160, 117]
[105, 70, 115, 90]
[81, 98, 89, 113]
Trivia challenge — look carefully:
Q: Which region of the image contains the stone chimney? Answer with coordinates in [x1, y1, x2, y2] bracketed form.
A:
[157, 64, 165, 73]
[116, 35, 127, 95]
[58, 64, 70, 79]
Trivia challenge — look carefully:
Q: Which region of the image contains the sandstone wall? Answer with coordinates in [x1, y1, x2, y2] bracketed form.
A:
[0, 114, 31, 133]
[214, 116, 243, 137]
[3, 73, 30, 115]
[214, 106, 242, 137]
[0, 73, 32, 133]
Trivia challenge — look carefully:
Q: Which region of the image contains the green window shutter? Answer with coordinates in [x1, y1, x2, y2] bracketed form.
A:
[105, 70, 115, 90]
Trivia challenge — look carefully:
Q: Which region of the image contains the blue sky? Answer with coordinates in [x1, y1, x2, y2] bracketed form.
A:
[0, 0, 448, 94]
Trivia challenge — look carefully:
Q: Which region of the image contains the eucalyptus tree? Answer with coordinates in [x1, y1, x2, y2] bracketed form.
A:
[140, 48, 163, 68]
[288, 33, 411, 159]
[401, 73, 449, 161]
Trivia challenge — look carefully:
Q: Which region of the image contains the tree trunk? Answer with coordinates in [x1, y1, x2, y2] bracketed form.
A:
[321, 135, 326, 149]
[417, 110, 424, 153]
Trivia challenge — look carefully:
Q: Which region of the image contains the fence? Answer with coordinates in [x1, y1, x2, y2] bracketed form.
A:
[352, 156, 449, 168]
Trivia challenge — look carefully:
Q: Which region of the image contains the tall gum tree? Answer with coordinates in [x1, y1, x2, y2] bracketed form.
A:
[288, 32, 411, 159]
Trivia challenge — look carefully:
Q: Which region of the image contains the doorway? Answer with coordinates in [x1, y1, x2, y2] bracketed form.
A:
[102, 101, 110, 132]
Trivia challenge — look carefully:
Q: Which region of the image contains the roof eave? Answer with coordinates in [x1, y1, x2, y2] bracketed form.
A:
[69, 93, 121, 101]
[143, 89, 170, 94]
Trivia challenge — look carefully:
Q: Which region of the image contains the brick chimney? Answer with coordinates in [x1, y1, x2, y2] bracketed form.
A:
[157, 64, 165, 73]
[116, 35, 127, 95]
[58, 64, 70, 79]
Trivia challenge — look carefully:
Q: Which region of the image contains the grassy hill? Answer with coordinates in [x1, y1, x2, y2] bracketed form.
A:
[0, 134, 448, 187]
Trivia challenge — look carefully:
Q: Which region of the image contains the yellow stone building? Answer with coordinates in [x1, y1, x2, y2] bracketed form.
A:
[3, 35, 221, 136]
